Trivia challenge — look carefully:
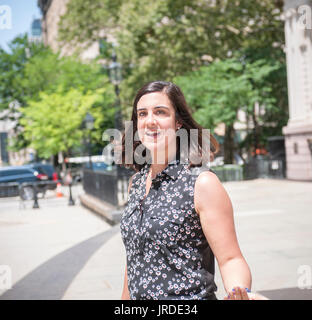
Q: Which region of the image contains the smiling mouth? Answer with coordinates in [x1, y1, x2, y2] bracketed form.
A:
[145, 131, 161, 138]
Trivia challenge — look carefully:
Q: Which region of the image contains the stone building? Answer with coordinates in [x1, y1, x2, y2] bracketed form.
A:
[282, 0, 312, 180]
[38, 0, 100, 60]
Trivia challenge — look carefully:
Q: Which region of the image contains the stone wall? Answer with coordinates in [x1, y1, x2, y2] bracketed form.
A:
[41, 0, 99, 60]
[41, 0, 68, 52]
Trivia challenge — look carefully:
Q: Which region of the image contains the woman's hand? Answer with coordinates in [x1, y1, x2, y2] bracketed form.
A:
[224, 286, 269, 300]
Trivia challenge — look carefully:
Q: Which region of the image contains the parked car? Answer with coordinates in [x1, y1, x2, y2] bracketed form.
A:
[83, 162, 109, 171]
[0, 165, 50, 200]
[25, 163, 59, 190]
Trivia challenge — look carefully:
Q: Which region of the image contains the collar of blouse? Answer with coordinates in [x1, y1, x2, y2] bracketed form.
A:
[140, 158, 183, 182]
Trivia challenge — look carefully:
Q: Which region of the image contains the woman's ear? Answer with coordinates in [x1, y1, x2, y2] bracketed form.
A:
[176, 121, 182, 130]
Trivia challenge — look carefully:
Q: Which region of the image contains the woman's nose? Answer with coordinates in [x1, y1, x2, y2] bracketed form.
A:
[146, 112, 157, 126]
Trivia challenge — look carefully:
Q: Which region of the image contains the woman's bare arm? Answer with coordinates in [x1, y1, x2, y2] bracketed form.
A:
[194, 171, 252, 294]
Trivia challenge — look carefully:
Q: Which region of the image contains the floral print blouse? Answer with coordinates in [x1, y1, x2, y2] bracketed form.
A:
[120, 159, 218, 300]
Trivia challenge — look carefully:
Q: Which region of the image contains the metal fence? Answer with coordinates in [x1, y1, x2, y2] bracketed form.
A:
[210, 159, 286, 182]
[82, 167, 134, 207]
[82, 159, 286, 208]
[0, 182, 19, 198]
[211, 165, 244, 182]
[243, 158, 286, 180]
[0, 181, 57, 199]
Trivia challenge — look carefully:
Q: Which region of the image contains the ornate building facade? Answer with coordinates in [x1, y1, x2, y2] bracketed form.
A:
[283, 0, 312, 180]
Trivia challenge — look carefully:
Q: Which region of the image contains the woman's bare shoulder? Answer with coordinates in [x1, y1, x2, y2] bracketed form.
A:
[195, 169, 221, 188]
[194, 170, 230, 215]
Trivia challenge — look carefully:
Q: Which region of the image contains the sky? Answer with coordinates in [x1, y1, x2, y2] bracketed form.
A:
[0, 0, 42, 51]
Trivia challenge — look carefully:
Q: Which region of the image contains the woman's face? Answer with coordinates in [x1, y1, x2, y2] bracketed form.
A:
[136, 92, 180, 161]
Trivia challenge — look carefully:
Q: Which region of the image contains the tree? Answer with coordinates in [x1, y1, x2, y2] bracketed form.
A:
[19, 46, 116, 158]
[0, 35, 116, 161]
[0, 35, 51, 150]
[0, 34, 46, 112]
[175, 58, 281, 163]
[239, 47, 288, 154]
[58, 0, 285, 106]
[19, 87, 106, 162]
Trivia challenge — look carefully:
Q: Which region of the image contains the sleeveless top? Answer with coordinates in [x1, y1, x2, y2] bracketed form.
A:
[120, 159, 218, 300]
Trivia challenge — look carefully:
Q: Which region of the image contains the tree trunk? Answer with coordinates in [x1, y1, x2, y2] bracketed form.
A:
[59, 151, 67, 173]
[52, 154, 59, 168]
[224, 123, 235, 164]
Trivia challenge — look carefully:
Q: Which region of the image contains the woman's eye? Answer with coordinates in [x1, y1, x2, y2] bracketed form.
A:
[138, 112, 147, 117]
[155, 110, 165, 115]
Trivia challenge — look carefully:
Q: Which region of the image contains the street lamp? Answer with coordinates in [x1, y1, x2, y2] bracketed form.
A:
[108, 51, 122, 86]
[85, 112, 94, 130]
[108, 49, 123, 131]
[107, 47, 124, 205]
[84, 112, 94, 169]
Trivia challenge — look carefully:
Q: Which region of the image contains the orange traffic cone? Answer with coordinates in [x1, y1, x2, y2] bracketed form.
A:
[56, 182, 63, 198]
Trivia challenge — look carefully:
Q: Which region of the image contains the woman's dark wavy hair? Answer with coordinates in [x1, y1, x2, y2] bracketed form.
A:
[121, 81, 219, 172]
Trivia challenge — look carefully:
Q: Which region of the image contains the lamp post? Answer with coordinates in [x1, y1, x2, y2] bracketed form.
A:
[108, 49, 123, 131]
[33, 184, 39, 209]
[108, 48, 123, 170]
[65, 172, 75, 206]
[108, 47, 124, 208]
[84, 112, 94, 170]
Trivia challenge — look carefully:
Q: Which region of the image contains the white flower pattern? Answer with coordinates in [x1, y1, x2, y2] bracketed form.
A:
[120, 159, 218, 300]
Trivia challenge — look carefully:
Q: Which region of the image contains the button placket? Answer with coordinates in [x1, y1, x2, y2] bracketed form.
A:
[138, 200, 146, 252]
[140, 171, 166, 252]
[136, 162, 180, 253]
[137, 164, 151, 252]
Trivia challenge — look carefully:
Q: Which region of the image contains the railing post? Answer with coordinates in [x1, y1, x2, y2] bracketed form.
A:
[68, 183, 75, 206]
[33, 183, 39, 209]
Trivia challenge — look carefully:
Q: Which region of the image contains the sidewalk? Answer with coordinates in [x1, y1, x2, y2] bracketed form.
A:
[0, 179, 312, 300]
[0, 185, 125, 300]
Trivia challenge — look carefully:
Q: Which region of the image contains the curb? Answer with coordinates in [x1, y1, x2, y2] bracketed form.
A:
[79, 193, 123, 225]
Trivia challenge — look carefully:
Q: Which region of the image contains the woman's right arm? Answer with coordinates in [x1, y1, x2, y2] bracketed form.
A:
[120, 173, 136, 300]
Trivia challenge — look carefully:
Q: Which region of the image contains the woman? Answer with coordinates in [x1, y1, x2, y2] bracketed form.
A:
[119, 81, 265, 300]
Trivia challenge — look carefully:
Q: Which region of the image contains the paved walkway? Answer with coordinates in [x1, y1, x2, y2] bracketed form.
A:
[0, 179, 312, 300]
